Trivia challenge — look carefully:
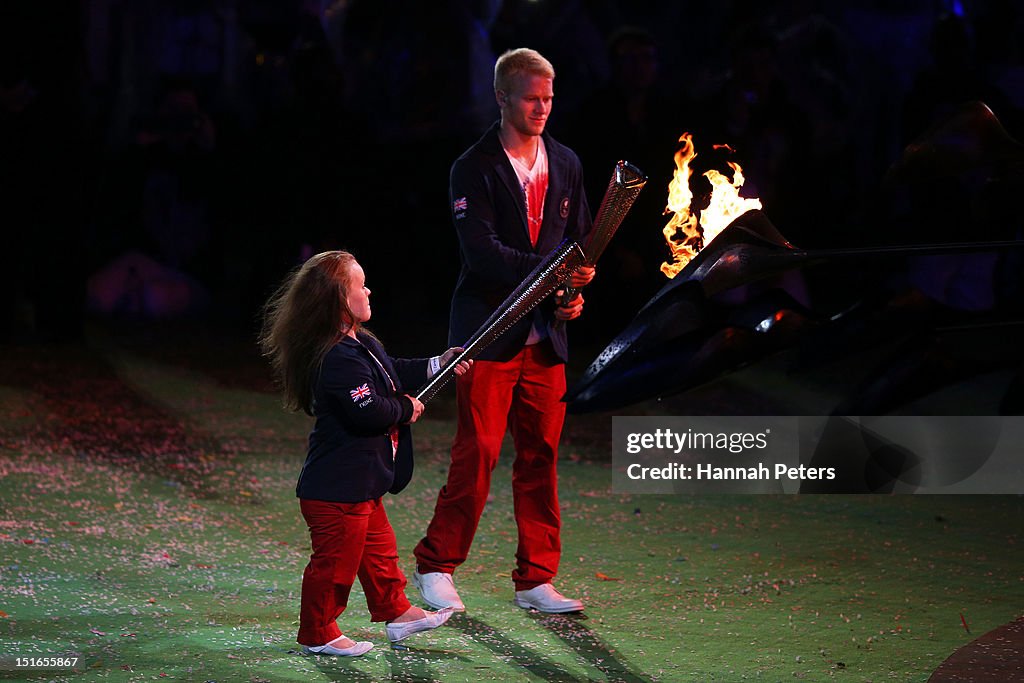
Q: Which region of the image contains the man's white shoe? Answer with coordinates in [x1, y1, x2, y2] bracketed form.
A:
[413, 570, 465, 611]
[386, 607, 456, 643]
[303, 635, 374, 656]
[514, 584, 584, 613]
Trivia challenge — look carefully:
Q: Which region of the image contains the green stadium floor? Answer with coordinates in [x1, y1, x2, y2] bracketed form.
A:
[0, 326, 1020, 682]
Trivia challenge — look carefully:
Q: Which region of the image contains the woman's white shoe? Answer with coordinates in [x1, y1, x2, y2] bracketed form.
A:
[385, 607, 456, 642]
[303, 635, 374, 656]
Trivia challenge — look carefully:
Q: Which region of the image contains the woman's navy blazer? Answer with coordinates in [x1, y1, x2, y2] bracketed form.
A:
[297, 332, 427, 503]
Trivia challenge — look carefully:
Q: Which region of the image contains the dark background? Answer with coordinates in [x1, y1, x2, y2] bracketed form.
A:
[2, 0, 1022, 357]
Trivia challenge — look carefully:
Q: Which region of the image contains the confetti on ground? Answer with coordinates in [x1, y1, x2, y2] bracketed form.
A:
[0, 328, 1021, 680]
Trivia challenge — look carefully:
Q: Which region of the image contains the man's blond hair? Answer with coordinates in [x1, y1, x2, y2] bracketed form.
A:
[494, 48, 555, 93]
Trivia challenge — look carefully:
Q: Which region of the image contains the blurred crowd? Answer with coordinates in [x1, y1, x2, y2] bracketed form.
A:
[2, 0, 1022, 345]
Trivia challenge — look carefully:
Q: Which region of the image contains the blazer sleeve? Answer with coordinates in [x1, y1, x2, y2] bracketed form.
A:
[391, 356, 430, 393]
[321, 350, 413, 433]
[451, 156, 543, 287]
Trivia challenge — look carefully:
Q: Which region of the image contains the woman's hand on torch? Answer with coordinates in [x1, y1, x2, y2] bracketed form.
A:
[405, 395, 425, 423]
[439, 347, 474, 376]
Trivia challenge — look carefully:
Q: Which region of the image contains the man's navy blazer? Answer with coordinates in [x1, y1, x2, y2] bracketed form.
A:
[448, 122, 592, 362]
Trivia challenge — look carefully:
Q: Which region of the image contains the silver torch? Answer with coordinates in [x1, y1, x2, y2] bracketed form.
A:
[415, 239, 586, 403]
[554, 160, 647, 326]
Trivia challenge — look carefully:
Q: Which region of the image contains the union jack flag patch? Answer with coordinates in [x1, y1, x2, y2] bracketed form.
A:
[349, 383, 371, 402]
[453, 196, 468, 212]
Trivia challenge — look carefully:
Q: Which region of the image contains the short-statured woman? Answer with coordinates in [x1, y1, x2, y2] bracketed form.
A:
[260, 250, 470, 656]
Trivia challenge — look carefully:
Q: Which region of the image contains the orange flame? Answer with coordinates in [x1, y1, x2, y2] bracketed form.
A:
[660, 133, 762, 278]
[660, 133, 700, 278]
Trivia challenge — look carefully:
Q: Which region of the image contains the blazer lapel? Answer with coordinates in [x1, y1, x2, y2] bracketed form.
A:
[485, 124, 533, 249]
[359, 335, 400, 393]
[495, 156, 530, 245]
[538, 135, 566, 254]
